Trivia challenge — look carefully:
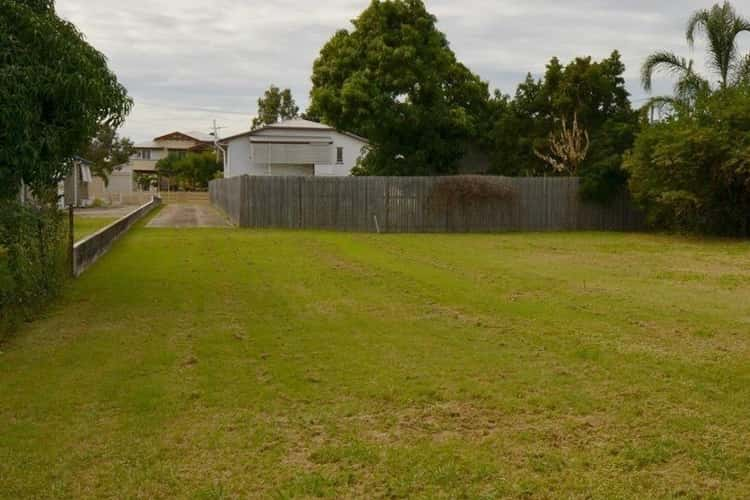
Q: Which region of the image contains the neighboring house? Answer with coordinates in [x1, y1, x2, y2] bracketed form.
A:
[109, 131, 214, 194]
[221, 119, 368, 178]
[58, 157, 107, 208]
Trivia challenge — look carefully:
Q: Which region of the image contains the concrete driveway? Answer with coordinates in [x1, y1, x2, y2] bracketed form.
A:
[147, 204, 230, 228]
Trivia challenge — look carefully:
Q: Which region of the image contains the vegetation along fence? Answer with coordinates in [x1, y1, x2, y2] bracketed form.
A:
[73, 196, 161, 276]
[209, 176, 644, 233]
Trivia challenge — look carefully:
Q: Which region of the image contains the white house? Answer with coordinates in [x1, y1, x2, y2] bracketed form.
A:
[220, 119, 368, 178]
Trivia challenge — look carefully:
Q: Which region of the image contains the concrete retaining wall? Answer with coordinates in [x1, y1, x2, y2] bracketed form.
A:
[73, 197, 161, 276]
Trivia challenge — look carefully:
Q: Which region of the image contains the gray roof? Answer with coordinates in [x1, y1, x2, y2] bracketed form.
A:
[184, 130, 214, 142]
[134, 130, 215, 150]
[221, 118, 369, 144]
[264, 118, 331, 130]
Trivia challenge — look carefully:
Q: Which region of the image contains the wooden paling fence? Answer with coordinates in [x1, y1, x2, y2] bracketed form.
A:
[209, 176, 645, 233]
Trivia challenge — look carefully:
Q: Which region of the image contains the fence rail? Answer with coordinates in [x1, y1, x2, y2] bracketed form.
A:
[73, 197, 161, 276]
[210, 176, 644, 233]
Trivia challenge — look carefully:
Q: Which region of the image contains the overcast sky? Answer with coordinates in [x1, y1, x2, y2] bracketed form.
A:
[56, 0, 744, 142]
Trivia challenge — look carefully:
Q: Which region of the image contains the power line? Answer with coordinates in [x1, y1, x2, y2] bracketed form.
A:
[134, 98, 251, 116]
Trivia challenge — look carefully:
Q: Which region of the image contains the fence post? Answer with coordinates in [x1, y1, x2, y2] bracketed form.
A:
[68, 204, 75, 277]
[384, 178, 390, 233]
[240, 175, 249, 227]
[298, 176, 304, 229]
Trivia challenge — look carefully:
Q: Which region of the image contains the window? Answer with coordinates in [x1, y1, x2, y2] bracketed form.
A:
[138, 149, 151, 160]
[336, 147, 344, 164]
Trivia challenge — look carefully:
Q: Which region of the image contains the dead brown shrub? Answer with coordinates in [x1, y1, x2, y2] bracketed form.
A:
[427, 176, 516, 211]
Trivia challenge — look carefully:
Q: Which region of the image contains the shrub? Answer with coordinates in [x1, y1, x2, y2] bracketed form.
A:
[156, 151, 221, 190]
[0, 202, 69, 338]
[625, 88, 750, 236]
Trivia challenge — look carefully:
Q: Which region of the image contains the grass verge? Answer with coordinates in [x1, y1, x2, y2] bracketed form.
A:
[73, 217, 118, 242]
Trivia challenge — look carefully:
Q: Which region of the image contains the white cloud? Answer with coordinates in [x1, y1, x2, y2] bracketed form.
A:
[56, 0, 744, 141]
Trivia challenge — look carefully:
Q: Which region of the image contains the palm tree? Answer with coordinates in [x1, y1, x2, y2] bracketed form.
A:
[687, 2, 750, 87]
[641, 52, 710, 104]
[642, 2, 750, 110]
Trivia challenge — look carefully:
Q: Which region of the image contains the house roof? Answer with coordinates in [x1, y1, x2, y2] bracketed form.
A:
[152, 131, 213, 143]
[184, 131, 214, 142]
[221, 118, 369, 144]
[263, 118, 331, 130]
[135, 130, 216, 150]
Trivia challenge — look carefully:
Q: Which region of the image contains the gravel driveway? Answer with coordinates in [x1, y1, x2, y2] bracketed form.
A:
[146, 204, 230, 228]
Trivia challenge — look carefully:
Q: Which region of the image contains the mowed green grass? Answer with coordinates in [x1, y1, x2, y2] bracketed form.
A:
[1, 222, 750, 498]
[74, 217, 118, 241]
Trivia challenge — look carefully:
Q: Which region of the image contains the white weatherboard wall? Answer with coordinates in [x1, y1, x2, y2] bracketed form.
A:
[224, 127, 367, 178]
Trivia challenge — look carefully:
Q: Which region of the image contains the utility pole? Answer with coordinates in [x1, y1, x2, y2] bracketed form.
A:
[72, 160, 78, 208]
[69, 204, 75, 277]
[211, 119, 226, 148]
[211, 119, 228, 173]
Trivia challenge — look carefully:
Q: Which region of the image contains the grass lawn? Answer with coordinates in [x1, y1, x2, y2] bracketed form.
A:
[73, 217, 118, 242]
[1, 222, 749, 498]
[73, 217, 117, 241]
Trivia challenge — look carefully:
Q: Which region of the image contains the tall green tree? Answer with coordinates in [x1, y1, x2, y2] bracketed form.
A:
[156, 151, 221, 190]
[82, 124, 135, 183]
[252, 85, 299, 129]
[1, 0, 129, 330]
[180, 151, 222, 189]
[0, 0, 132, 202]
[641, 1, 750, 111]
[308, 0, 490, 176]
[155, 154, 180, 191]
[486, 52, 638, 201]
